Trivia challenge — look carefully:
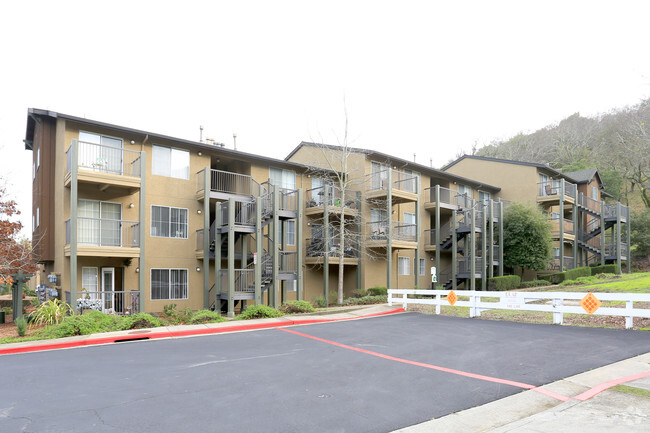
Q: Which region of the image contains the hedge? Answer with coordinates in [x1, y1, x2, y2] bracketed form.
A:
[590, 264, 618, 275]
[540, 266, 592, 284]
[487, 275, 521, 291]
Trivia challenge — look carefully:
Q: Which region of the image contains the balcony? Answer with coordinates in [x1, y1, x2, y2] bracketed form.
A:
[546, 257, 575, 272]
[74, 291, 140, 315]
[197, 168, 265, 201]
[65, 217, 140, 257]
[604, 243, 628, 260]
[65, 140, 143, 191]
[424, 229, 437, 251]
[578, 194, 601, 215]
[305, 186, 360, 218]
[423, 186, 473, 212]
[305, 237, 359, 265]
[457, 256, 483, 277]
[603, 203, 630, 223]
[367, 168, 418, 203]
[549, 217, 575, 241]
[366, 220, 417, 249]
[537, 180, 576, 205]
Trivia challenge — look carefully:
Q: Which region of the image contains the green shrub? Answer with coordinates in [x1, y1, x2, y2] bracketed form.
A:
[15, 317, 27, 337]
[281, 301, 316, 314]
[518, 279, 553, 288]
[313, 296, 327, 308]
[487, 275, 521, 291]
[235, 305, 282, 320]
[565, 267, 591, 281]
[163, 303, 178, 317]
[367, 286, 388, 296]
[189, 310, 226, 324]
[352, 289, 368, 298]
[560, 279, 580, 286]
[38, 311, 123, 339]
[590, 264, 618, 275]
[539, 272, 566, 284]
[32, 299, 71, 326]
[343, 295, 387, 305]
[121, 313, 163, 330]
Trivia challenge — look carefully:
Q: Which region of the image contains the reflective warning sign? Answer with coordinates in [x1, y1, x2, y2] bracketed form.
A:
[580, 292, 601, 315]
[447, 290, 457, 306]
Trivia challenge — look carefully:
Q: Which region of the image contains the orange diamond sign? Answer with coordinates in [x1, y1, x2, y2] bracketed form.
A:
[447, 290, 457, 306]
[580, 292, 601, 315]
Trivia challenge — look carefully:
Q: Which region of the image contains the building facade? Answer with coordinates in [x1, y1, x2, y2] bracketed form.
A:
[24, 110, 630, 317]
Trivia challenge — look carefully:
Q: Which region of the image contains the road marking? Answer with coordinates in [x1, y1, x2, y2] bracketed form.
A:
[186, 350, 301, 368]
[574, 370, 650, 401]
[278, 327, 570, 402]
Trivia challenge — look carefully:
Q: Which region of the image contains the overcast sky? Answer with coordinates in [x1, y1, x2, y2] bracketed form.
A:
[2, 0, 650, 236]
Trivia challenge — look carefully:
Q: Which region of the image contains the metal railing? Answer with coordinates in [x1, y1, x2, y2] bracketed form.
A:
[579, 194, 601, 214]
[66, 140, 142, 178]
[457, 256, 483, 274]
[578, 230, 601, 250]
[492, 245, 500, 261]
[306, 238, 359, 258]
[549, 217, 574, 236]
[368, 168, 418, 194]
[393, 221, 417, 241]
[196, 229, 204, 250]
[457, 209, 483, 230]
[388, 289, 650, 329]
[605, 243, 628, 257]
[197, 168, 265, 197]
[220, 200, 256, 226]
[279, 188, 298, 212]
[75, 291, 140, 315]
[424, 229, 436, 247]
[547, 256, 575, 271]
[220, 269, 255, 294]
[65, 218, 140, 247]
[280, 251, 298, 272]
[305, 186, 360, 210]
[537, 180, 576, 199]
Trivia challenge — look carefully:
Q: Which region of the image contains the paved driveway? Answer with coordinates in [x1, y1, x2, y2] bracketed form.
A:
[1, 313, 649, 433]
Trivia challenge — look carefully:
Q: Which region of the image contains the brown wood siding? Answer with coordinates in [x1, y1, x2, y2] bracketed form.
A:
[32, 117, 56, 262]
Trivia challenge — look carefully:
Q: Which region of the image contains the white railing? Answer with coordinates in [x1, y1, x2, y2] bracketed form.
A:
[388, 289, 650, 329]
[65, 218, 140, 247]
[76, 291, 140, 315]
[66, 140, 143, 178]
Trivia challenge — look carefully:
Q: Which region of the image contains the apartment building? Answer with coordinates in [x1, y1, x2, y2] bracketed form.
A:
[25, 109, 309, 317]
[443, 155, 631, 274]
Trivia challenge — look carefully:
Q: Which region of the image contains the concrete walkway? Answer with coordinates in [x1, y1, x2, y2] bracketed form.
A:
[394, 351, 650, 432]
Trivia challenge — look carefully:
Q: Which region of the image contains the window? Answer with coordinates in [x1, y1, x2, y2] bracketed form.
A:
[479, 191, 491, 202]
[285, 220, 296, 246]
[591, 186, 598, 200]
[403, 169, 420, 193]
[371, 161, 387, 190]
[153, 145, 190, 179]
[553, 247, 560, 258]
[457, 184, 472, 207]
[78, 200, 121, 246]
[539, 173, 549, 195]
[404, 212, 416, 238]
[36, 207, 39, 228]
[33, 162, 35, 180]
[398, 257, 411, 276]
[151, 206, 188, 238]
[151, 269, 188, 300]
[419, 258, 425, 276]
[269, 167, 296, 189]
[37, 148, 40, 170]
[551, 212, 560, 220]
[82, 267, 98, 293]
[79, 131, 123, 174]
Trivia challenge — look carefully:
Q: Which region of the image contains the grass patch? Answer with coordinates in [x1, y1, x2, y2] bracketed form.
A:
[611, 385, 650, 398]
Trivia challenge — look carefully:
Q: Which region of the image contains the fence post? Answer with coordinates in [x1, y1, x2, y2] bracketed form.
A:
[402, 291, 408, 311]
[436, 293, 441, 315]
[625, 300, 633, 329]
[388, 289, 393, 307]
[552, 298, 563, 325]
[469, 293, 476, 318]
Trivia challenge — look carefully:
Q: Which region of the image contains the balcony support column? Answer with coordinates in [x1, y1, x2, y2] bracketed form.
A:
[626, 207, 631, 273]
[138, 154, 146, 313]
[481, 204, 487, 291]
[498, 202, 504, 277]
[386, 170, 392, 290]
[227, 198, 236, 317]
[572, 203, 578, 269]
[70, 140, 79, 308]
[203, 167, 210, 309]
[414, 175, 420, 288]
[488, 200, 494, 279]
[356, 191, 362, 292]
[254, 197, 262, 305]
[558, 179, 565, 272]
[215, 202, 222, 311]
[616, 202, 622, 274]
[323, 184, 329, 307]
[297, 189, 304, 300]
[470, 207, 476, 291]
[600, 200, 606, 266]
[452, 213, 457, 291]
[435, 185, 441, 287]
[271, 187, 280, 308]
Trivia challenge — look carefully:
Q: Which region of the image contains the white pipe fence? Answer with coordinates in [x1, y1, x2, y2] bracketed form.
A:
[388, 289, 650, 329]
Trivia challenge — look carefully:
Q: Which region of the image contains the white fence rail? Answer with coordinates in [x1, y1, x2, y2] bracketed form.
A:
[388, 289, 650, 329]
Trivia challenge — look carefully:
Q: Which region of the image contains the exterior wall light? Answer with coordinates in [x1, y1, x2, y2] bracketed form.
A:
[197, 209, 202, 214]
[135, 267, 140, 273]
[196, 267, 201, 272]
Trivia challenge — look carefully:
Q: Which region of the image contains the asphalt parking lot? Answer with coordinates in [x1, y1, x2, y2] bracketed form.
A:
[1, 313, 649, 433]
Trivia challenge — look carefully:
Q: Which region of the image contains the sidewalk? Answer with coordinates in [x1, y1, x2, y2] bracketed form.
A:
[395, 351, 650, 433]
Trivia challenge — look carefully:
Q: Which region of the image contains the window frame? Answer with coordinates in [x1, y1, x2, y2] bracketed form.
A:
[269, 167, 296, 190]
[419, 258, 425, 276]
[150, 268, 189, 300]
[152, 144, 190, 180]
[285, 220, 296, 246]
[150, 205, 189, 239]
[398, 256, 411, 276]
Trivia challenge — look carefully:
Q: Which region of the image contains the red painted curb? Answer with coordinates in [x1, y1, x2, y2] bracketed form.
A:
[573, 370, 650, 401]
[0, 308, 404, 356]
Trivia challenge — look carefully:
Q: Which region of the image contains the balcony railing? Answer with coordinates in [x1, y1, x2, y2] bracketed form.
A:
[603, 203, 630, 221]
[425, 186, 474, 209]
[538, 180, 576, 199]
[197, 168, 265, 197]
[578, 194, 601, 214]
[457, 209, 483, 230]
[424, 229, 436, 247]
[547, 256, 575, 271]
[280, 251, 298, 272]
[220, 200, 256, 226]
[66, 140, 142, 178]
[279, 188, 298, 212]
[306, 238, 359, 258]
[368, 168, 418, 194]
[578, 230, 601, 250]
[220, 269, 254, 294]
[605, 243, 628, 257]
[457, 256, 483, 274]
[306, 187, 360, 210]
[549, 217, 575, 236]
[75, 291, 140, 315]
[65, 218, 140, 247]
[367, 220, 416, 242]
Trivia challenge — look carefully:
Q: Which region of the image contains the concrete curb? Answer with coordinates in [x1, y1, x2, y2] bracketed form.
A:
[0, 305, 404, 356]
